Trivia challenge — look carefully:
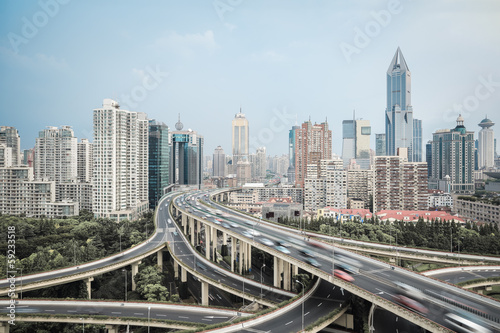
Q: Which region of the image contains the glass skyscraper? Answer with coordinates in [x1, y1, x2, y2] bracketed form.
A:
[341, 119, 355, 166]
[148, 120, 170, 208]
[385, 47, 414, 160]
[412, 119, 422, 162]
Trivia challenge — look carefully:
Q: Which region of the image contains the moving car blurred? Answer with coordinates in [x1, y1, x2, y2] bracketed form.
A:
[393, 295, 428, 315]
[305, 257, 321, 267]
[334, 269, 354, 282]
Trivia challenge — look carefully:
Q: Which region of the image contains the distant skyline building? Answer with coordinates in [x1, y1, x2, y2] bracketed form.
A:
[478, 116, 495, 169]
[0, 126, 21, 166]
[92, 99, 149, 221]
[375, 133, 386, 156]
[170, 115, 204, 186]
[425, 141, 432, 178]
[293, 119, 332, 187]
[213, 145, 226, 177]
[430, 115, 475, 194]
[385, 47, 415, 160]
[232, 109, 249, 165]
[341, 118, 355, 166]
[148, 119, 170, 208]
[355, 119, 371, 159]
[255, 147, 267, 179]
[0, 144, 12, 168]
[35, 126, 77, 183]
[287, 125, 300, 184]
[304, 159, 346, 212]
[413, 118, 422, 162]
[77, 138, 93, 183]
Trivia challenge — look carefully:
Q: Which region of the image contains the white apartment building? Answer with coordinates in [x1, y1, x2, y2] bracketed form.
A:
[77, 138, 93, 183]
[304, 159, 347, 212]
[347, 167, 373, 210]
[0, 144, 12, 167]
[56, 182, 93, 212]
[92, 99, 149, 221]
[0, 166, 78, 217]
[428, 192, 453, 209]
[35, 126, 78, 182]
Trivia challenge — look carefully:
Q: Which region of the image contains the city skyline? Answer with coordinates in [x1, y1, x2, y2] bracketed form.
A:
[1, 2, 499, 156]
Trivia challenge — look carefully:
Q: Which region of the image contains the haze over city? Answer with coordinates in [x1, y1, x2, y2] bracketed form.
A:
[1, 1, 499, 155]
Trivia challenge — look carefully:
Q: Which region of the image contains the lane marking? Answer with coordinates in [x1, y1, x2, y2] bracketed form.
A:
[111, 312, 121, 314]
[285, 321, 293, 325]
[317, 302, 323, 307]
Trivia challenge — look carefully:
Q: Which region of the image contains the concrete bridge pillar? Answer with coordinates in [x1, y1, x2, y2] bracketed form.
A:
[181, 213, 187, 231]
[201, 281, 209, 305]
[283, 261, 291, 291]
[105, 324, 120, 333]
[239, 240, 244, 274]
[131, 261, 141, 291]
[231, 237, 237, 272]
[211, 225, 217, 261]
[0, 321, 10, 333]
[181, 266, 187, 283]
[197, 220, 201, 245]
[157, 250, 164, 271]
[205, 225, 211, 260]
[190, 218, 195, 245]
[222, 231, 227, 245]
[173, 260, 179, 279]
[86, 277, 94, 299]
[274, 257, 283, 288]
[246, 242, 252, 273]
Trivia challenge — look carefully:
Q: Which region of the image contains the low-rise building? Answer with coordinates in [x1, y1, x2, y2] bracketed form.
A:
[376, 210, 464, 223]
[454, 196, 500, 226]
[262, 197, 302, 222]
[317, 207, 372, 222]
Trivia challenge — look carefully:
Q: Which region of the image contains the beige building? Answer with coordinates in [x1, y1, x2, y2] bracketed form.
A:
[304, 159, 346, 212]
[232, 109, 249, 165]
[454, 197, 500, 226]
[347, 166, 373, 210]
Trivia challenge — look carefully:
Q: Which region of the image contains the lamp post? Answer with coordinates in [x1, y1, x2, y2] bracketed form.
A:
[148, 306, 151, 333]
[122, 268, 127, 302]
[260, 264, 266, 297]
[296, 280, 305, 332]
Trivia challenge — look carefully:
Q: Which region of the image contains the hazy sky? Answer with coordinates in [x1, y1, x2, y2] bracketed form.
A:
[1, 1, 499, 157]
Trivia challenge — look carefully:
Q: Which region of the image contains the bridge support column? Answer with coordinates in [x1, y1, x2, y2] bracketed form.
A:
[205, 225, 211, 260]
[197, 220, 201, 245]
[174, 261, 179, 279]
[222, 231, 227, 245]
[181, 213, 186, 229]
[212, 225, 217, 262]
[231, 237, 236, 272]
[201, 281, 209, 305]
[86, 277, 93, 299]
[292, 264, 298, 276]
[190, 218, 195, 245]
[283, 261, 291, 291]
[157, 250, 163, 271]
[274, 257, 283, 288]
[131, 261, 141, 291]
[246, 242, 252, 273]
[239, 240, 244, 274]
[0, 320, 10, 333]
[105, 324, 120, 333]
[181, 266, 187, 282]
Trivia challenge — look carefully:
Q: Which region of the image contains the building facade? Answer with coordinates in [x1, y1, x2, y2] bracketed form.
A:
[347, 167, 373, 210]
[92, 99, 149, 221]
[478, 116, 495, 169]
[213, 145, 226, 177]
[430, 115, 475, 194]
[232, 109, 249, 165]
[453, 197, 499, 226]
[77, 138, 93, 183]
[413, 118, 422, 162]
[287, 125, 300, 184]
[304, 159, 347, 212]
[148, 120, 170, 208]
[0, 126, 21, 166]
[376, 133, 386, 156]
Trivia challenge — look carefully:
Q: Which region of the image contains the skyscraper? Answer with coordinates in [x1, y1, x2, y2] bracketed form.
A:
[170, 115, 203, 186]
[77, 138, 93, 183]
[35, 126, 78, 182]
[293, 119, 332, 187]
[355, 119, 371, 159]
[92, 99, 149, 221]
[148, 120, 170, 208]
[385, 47, 414, 160]
[478, 116, 495, 169]
[425, 141, 432, 178]
[213, 146, 226, 177]
[430, 115, 475, 194]
[0, 126, 21, 166]
[375, 133, 386, 156]
[232, 109, 249, 165]
[255, 147, 267, 179]
[413, 119, 422, 162]
[287, 125, 300, 184]
[341, 119, 355, 166]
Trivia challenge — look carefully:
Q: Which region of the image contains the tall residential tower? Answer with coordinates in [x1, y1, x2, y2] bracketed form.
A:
[478, 116, 495, 169]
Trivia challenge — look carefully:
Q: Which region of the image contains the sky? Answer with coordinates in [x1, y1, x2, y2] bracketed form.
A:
[1, 0, 499, 157]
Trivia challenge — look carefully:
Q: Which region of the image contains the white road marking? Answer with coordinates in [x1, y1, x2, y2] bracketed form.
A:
[134, 312, 144, 315]
[111, 312, 121, 314]
[67, 310, 77, 312]
[305, 311, 310, 316]
[179, 316, 189, 319]
[285, 321, 293, 325]
[45, 310, 55, 312]
[157, 314, 166, 317]
[317, 302, 323, 307]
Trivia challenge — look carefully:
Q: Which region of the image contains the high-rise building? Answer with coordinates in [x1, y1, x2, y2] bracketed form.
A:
[236, 160, 252, 185]
[304, 159, 346, 212]
[413, 119, 422, 162]
[478, 116, 495, 169]
[213, 146, 226, 177]
[170, 115, 203, 186]
[425, 141, 432, 178]
[255, 147, 267, 179]
[77, 139, 93, 183]
[355, 119, 371, 159]
[148, 120, 170, 208]
[341, 119, 355, 166]
[35, 126, 78, 182]
[0, 126, 21, 166]
[347, 165, 373, 210]
[92, 99, 149, 221]
[430, 115, 475, 194]
[293, 119, 332, 187]
[385, 47, 414, 160]
[0, 144, 12, 168]
[232, 109, 249, 165]
[287, 125, 300, 184]
[373, 150, 428, 212]
[375, 133, 386, 156]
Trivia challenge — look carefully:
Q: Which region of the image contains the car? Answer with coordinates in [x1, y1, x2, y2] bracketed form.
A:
[444, 312, 492, 333]
[394, 282, 424, 300]
[167, 218, 172, 224]
[248, 229, 261, 237]
[334, 269, 354, 282]
[393, 295, 428, 315]
[222, 222, 231, 228]
[305, 257, 321, 267]
[299, 249, 313, 257]
[242, 231, 252, 238]
[213, 218, 222, 225]
[260, 238, 274, 246]
[275, 240, 290, 247]
[229, 222, 238, 228]
[275, 245, 291, 254]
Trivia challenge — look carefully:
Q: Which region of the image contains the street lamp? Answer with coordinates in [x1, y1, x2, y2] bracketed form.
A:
[122, 268, 127, 302]
[148, 306, 151, 333]
[296, 280, 305, 332]
[260, 264, 266, 297]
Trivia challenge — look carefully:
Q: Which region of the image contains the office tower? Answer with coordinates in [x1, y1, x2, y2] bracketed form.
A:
[148, 120, 170, 208]
[304, 159, 346, 212]
[413, 119, 422, 162]
[0, 126, 21, 166]
[425, 141, 432, 178]
[0, 144, 12, 168]
[255, 147, 267, 179]
[373, 150, 428, 212]
[213, 146, 226, 177]
[77, 139, 93, 183]
[93, 99, 149, 221]
[385, 47, 414, 160]
[355, 119, 371, 159]
[293, 119, 332, 187]
[236, 160, 251, 185]
[287, 125, 300, 184]
[430, 115, 475, 194]
[342, 119, 355, 166]
[478, 116, 495, 169]
[347, 165, 373, 210]
[170, 115, 203, 186]
[22, 148, 34, 168]
[232, 109, 249, 165]
[35, 126, 77, 182]
[376, 133, 386, 156]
